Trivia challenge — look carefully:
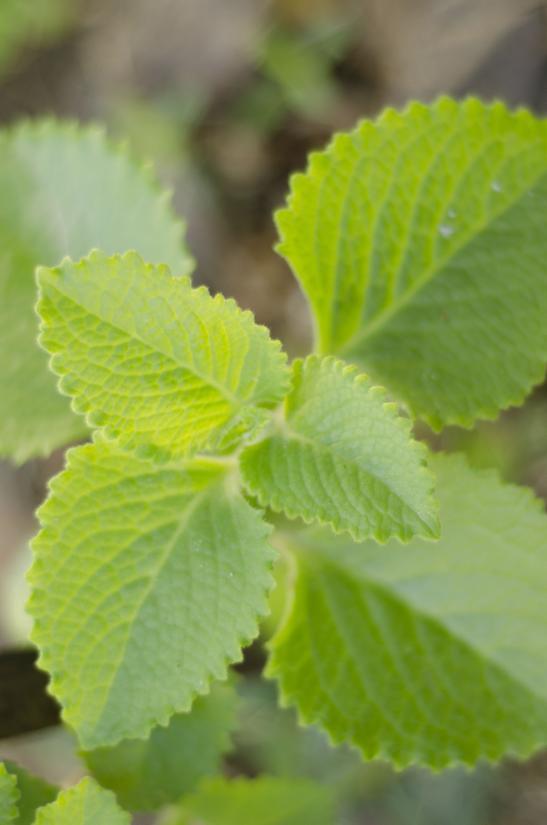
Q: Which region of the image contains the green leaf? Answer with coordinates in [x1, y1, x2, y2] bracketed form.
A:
[28, 440, 275, 749]
[0, 120, 191, 463]
[2, 764, 57, 825]
[0, 0, 75, 74]
[241, 355, 438, 543]
[37, 251, 289, 460]
[83, 682, 237, 812]
[276, 97, 547, 429]
[32, 778, 129, 825]
[170, 777, 336, 825]
[268, 453, 547, 768]
[0, 763, 19, 825]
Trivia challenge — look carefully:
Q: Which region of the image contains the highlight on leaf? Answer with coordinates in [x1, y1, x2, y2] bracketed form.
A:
[276, 97, 547, 429]
[28, 440, 275, 749]
[241, 355, 439, 543]
[37, 251, 289, 461]
[268, 453, 547, 769]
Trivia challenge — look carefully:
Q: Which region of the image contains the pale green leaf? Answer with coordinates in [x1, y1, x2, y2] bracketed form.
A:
[2, 764, 57, 825]
[32, 778, 129, 825]
[268, 453, 547, 768]
[276, 97, 547, 429]
[37, 251, 289, 460]
[170, 777, 335, 825]
[83, 681, 237, 812]
[0, 119, 191, 462]
[0, 763, 19, 825]
[28, 440, 275, 749]
[241, 356, 438, 542]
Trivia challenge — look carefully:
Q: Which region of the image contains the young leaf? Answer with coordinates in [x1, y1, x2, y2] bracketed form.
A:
[276, 97, 547, 429]
[0, 763, 19, 825]
[1, 764, 57, 825]
[32, 778, 129, 825]
[28, 440, 275, 749]
[241, 356, 438, 543]
[169, 777, 336, 825]
[268, 453, 547, 768]
[37, 251, 289, 460]
[0, 120, 191, 463]
[83, 682, 237, 812]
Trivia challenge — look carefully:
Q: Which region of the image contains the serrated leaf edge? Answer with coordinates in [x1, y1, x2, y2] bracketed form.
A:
[241, 354, 440, 544]
[27, 441, 278, 749]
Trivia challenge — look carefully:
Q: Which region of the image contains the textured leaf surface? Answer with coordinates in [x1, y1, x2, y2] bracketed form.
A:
[2, 764, 57, 825]
[172, 777, 335, 825]
[0, 763, 18, 825]
[84, 682, 237, 812]
[241, 356, 438, 542]
[32, 778, 129, 825]
[0, 120, 191, 462]
[277, 97, 547, 429]
[269, 453, 547, 768]
[28, 440, 275, 748]
[38, 251, 288, 460]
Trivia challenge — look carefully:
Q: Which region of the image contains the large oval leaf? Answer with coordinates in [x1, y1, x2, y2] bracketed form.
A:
[269, 453, 547, 768]
[28, 440, 274, 748]
[276, 98, 547, 429]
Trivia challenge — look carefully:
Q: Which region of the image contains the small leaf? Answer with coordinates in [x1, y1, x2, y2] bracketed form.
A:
[28, 440, 275, 749]
[241, 355, 438, 542]
[269, 453, 547, 768]
[170, 777, 336, 825]
[276, 97, 547, 429]
[0, 763, 19, 825]
[2, 763, 57, 825]
[0, 120, 191, 462]
[37, 251, 289, 460]
[32, 778, 129, 825]
[83, 682, 237, 812]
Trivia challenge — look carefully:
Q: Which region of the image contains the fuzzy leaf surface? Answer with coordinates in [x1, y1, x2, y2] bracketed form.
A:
[277, 97, 547, 428]
[0, 763, 18, 825]
[84, 682, 237, 812]
[28, 440, 275, 749]
[2, 764, 57, 825]
[0, 120, 191, 462]
[241, 356, 438, 542]
[171, 777, 335, 825]
[269, 454, 547, 768]
[32, 778, 129, 825]
[37, 252, 288, 460]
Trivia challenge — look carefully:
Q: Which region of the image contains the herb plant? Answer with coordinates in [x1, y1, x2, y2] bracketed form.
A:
[2, 96, 547, 824]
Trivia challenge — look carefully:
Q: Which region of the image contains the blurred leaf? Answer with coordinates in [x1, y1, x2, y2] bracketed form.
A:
[3, 763, 57, 825]
[83, 682, 237, 812]
[0, 120, 192, 463]
[0, 0, 76, 74]
[169, 776, 336, 825]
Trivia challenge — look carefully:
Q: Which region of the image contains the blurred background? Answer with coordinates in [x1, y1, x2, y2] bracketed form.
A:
[1, 1, 547, 823]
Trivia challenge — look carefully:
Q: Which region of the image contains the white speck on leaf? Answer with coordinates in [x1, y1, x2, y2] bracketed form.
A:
[439, 224, 455, 238]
